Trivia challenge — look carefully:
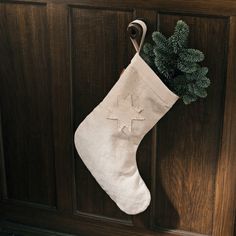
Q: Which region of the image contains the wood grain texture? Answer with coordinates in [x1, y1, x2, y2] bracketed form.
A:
[0, 110, 8, 200]
[212, 16, 236, 236]
[0, 3, 56, 206]
[154, 14, 229, 235]
[3, 0, 236, 16]
[0, 203, 196, 236]
[47, 3, 74, 212]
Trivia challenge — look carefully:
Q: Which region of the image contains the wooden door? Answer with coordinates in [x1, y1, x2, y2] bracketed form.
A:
[0, 1, 235, 236]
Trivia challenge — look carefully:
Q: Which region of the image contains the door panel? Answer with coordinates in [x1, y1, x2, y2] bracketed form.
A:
[0, 3, 56, 207]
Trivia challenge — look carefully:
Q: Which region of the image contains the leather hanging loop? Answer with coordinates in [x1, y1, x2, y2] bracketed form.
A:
[127, 19, 147, 53]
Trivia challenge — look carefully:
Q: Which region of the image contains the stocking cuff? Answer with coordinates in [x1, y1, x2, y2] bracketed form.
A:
[131, 53, 179, 107]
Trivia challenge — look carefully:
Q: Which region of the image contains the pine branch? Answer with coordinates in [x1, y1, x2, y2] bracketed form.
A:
[143, 43, 155, 57]
[152, 32, 173, 54]
[193, 84, 208, 98]
[179, 49, 205, 63]
[169, 20, 189, 53]
[182, 94, 198, 105]
[177, 60, 198, 73]
[140, 19, 210, 105]
[196, 77, 211, 88]
[186, 67, 208, 80]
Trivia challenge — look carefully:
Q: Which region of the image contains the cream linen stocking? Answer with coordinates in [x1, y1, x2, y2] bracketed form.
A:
[74, 20, 179, 215]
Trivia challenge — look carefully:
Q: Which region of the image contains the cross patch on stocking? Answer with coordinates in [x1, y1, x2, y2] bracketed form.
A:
[106, 94, 144, 132]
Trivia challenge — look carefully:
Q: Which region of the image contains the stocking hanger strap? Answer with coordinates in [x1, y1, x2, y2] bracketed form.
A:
[128, 19, 147, 53]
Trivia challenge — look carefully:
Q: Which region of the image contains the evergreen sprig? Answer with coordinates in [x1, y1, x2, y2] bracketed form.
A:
[141, 20, 210, 105]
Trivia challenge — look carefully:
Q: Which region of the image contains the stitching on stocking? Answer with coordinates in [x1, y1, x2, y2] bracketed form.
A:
[106, 94, 145, 133]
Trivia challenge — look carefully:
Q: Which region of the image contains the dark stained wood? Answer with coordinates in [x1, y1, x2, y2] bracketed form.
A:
[0, 0, 235, 236]
[212, 16, 236, 236]
[47, 3, 74, 212]
[0, 110, 8, 200]
[0, 3, 56, 206]
[154, 14, 229, 235]
[3, 0, 236, 16]
[0, 203, 198, 236]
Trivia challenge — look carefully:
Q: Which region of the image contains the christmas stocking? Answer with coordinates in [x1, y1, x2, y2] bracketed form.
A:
[74, 20, 179, 215]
